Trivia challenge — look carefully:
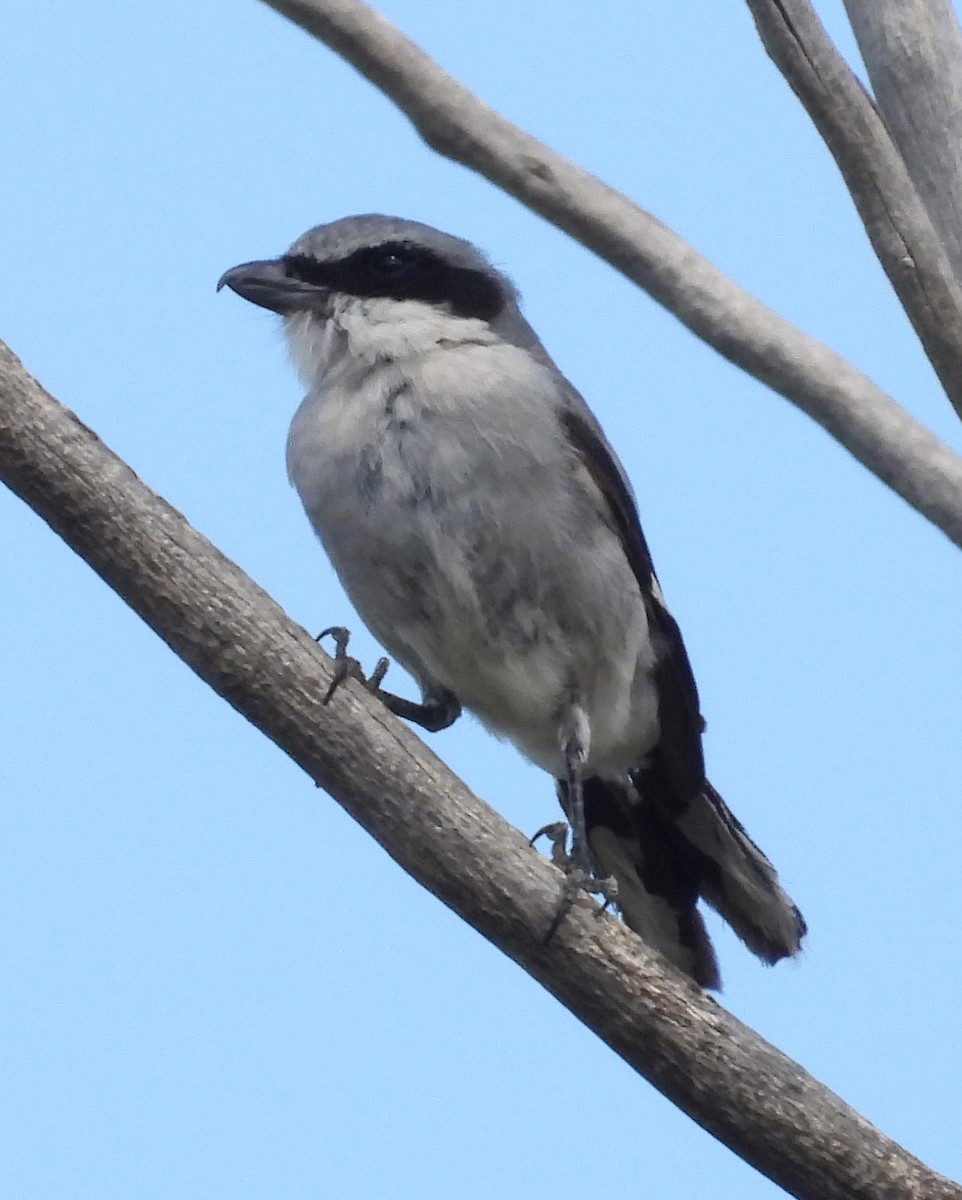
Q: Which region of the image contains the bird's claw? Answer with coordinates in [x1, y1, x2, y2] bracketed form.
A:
[316, 626, 461, 733]
[531, 821, 618, 942]
[530, 821, 571, 868]
[316, 626, 390, 704]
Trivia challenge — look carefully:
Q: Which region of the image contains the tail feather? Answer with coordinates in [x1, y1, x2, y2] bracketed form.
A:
[675, 782, 807, 964]
[577, 775, 805, 989]
[580, 778, 720, 988]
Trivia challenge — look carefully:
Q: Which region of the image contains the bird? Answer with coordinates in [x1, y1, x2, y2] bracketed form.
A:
[218, 213, 806, 988]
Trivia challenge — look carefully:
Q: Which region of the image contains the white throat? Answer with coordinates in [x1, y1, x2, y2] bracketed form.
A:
[283, 295, 498, 389]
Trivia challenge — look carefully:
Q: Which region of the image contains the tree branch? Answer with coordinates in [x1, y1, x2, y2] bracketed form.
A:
[253, 0, 962, 551]
[2, 343, 960, 1199]
[746, 0, 962, 422]
[843, 0, 962, 287]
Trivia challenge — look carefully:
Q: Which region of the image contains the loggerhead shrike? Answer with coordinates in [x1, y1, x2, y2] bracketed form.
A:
[218, 214, 805, 988]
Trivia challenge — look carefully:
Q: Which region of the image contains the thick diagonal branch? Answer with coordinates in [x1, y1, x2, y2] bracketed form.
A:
[2, 343, 960, 1199]
[747, 0, 962, 420]
[257, 0, 962, 550]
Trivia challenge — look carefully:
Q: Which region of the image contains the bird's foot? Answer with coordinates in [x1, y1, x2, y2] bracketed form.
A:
[530, 821, 618, 942]
[316, 626, 390, 704]
[316, 626, 462, 733]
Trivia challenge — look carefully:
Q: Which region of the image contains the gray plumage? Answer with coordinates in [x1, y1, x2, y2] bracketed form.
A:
[219, 214, 806, 988]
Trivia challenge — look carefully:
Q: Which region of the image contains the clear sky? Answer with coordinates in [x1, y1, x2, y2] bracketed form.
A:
[3, 2, 960, 1197]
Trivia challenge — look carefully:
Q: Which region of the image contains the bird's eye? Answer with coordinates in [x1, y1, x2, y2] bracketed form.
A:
[365, 244, 418, 279]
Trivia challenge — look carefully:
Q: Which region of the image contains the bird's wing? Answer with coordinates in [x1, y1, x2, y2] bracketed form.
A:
[558, 396, 706, 811]
[557, 388, 806, 978]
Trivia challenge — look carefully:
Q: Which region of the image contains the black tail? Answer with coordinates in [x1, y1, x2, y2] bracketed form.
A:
[672, 782, 807, 965]
[576, 776, 805, 989]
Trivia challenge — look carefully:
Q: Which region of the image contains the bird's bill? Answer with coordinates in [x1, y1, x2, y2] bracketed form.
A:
[217, 258, 319, 314]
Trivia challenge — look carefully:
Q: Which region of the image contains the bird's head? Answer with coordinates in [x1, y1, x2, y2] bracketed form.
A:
[218, 214, 536, 384]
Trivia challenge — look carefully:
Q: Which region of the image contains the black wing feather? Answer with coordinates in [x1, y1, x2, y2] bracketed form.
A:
[559, 406, 705, 811]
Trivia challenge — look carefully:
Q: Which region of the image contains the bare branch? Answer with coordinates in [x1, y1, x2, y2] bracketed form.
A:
[256, 0, 962, 550]
[746, 0, 962, 422]
[2, 343, 960, 1200]
[844, 0, 962, 285]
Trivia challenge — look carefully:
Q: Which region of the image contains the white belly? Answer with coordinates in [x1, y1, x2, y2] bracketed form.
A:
[286, 341, 661, 778]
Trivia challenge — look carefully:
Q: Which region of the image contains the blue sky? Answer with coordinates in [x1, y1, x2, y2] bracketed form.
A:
[3, 2, 960, 1196]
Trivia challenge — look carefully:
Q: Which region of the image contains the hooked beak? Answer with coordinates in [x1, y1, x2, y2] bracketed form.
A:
[217, 258, 322, 315]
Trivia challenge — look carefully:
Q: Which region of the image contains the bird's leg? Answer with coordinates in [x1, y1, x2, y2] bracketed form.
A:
[530, 707, 618, 941]
[316, 627, 461, 732]
[377, 688, 462, 733]
[563, 735, 594, 877]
